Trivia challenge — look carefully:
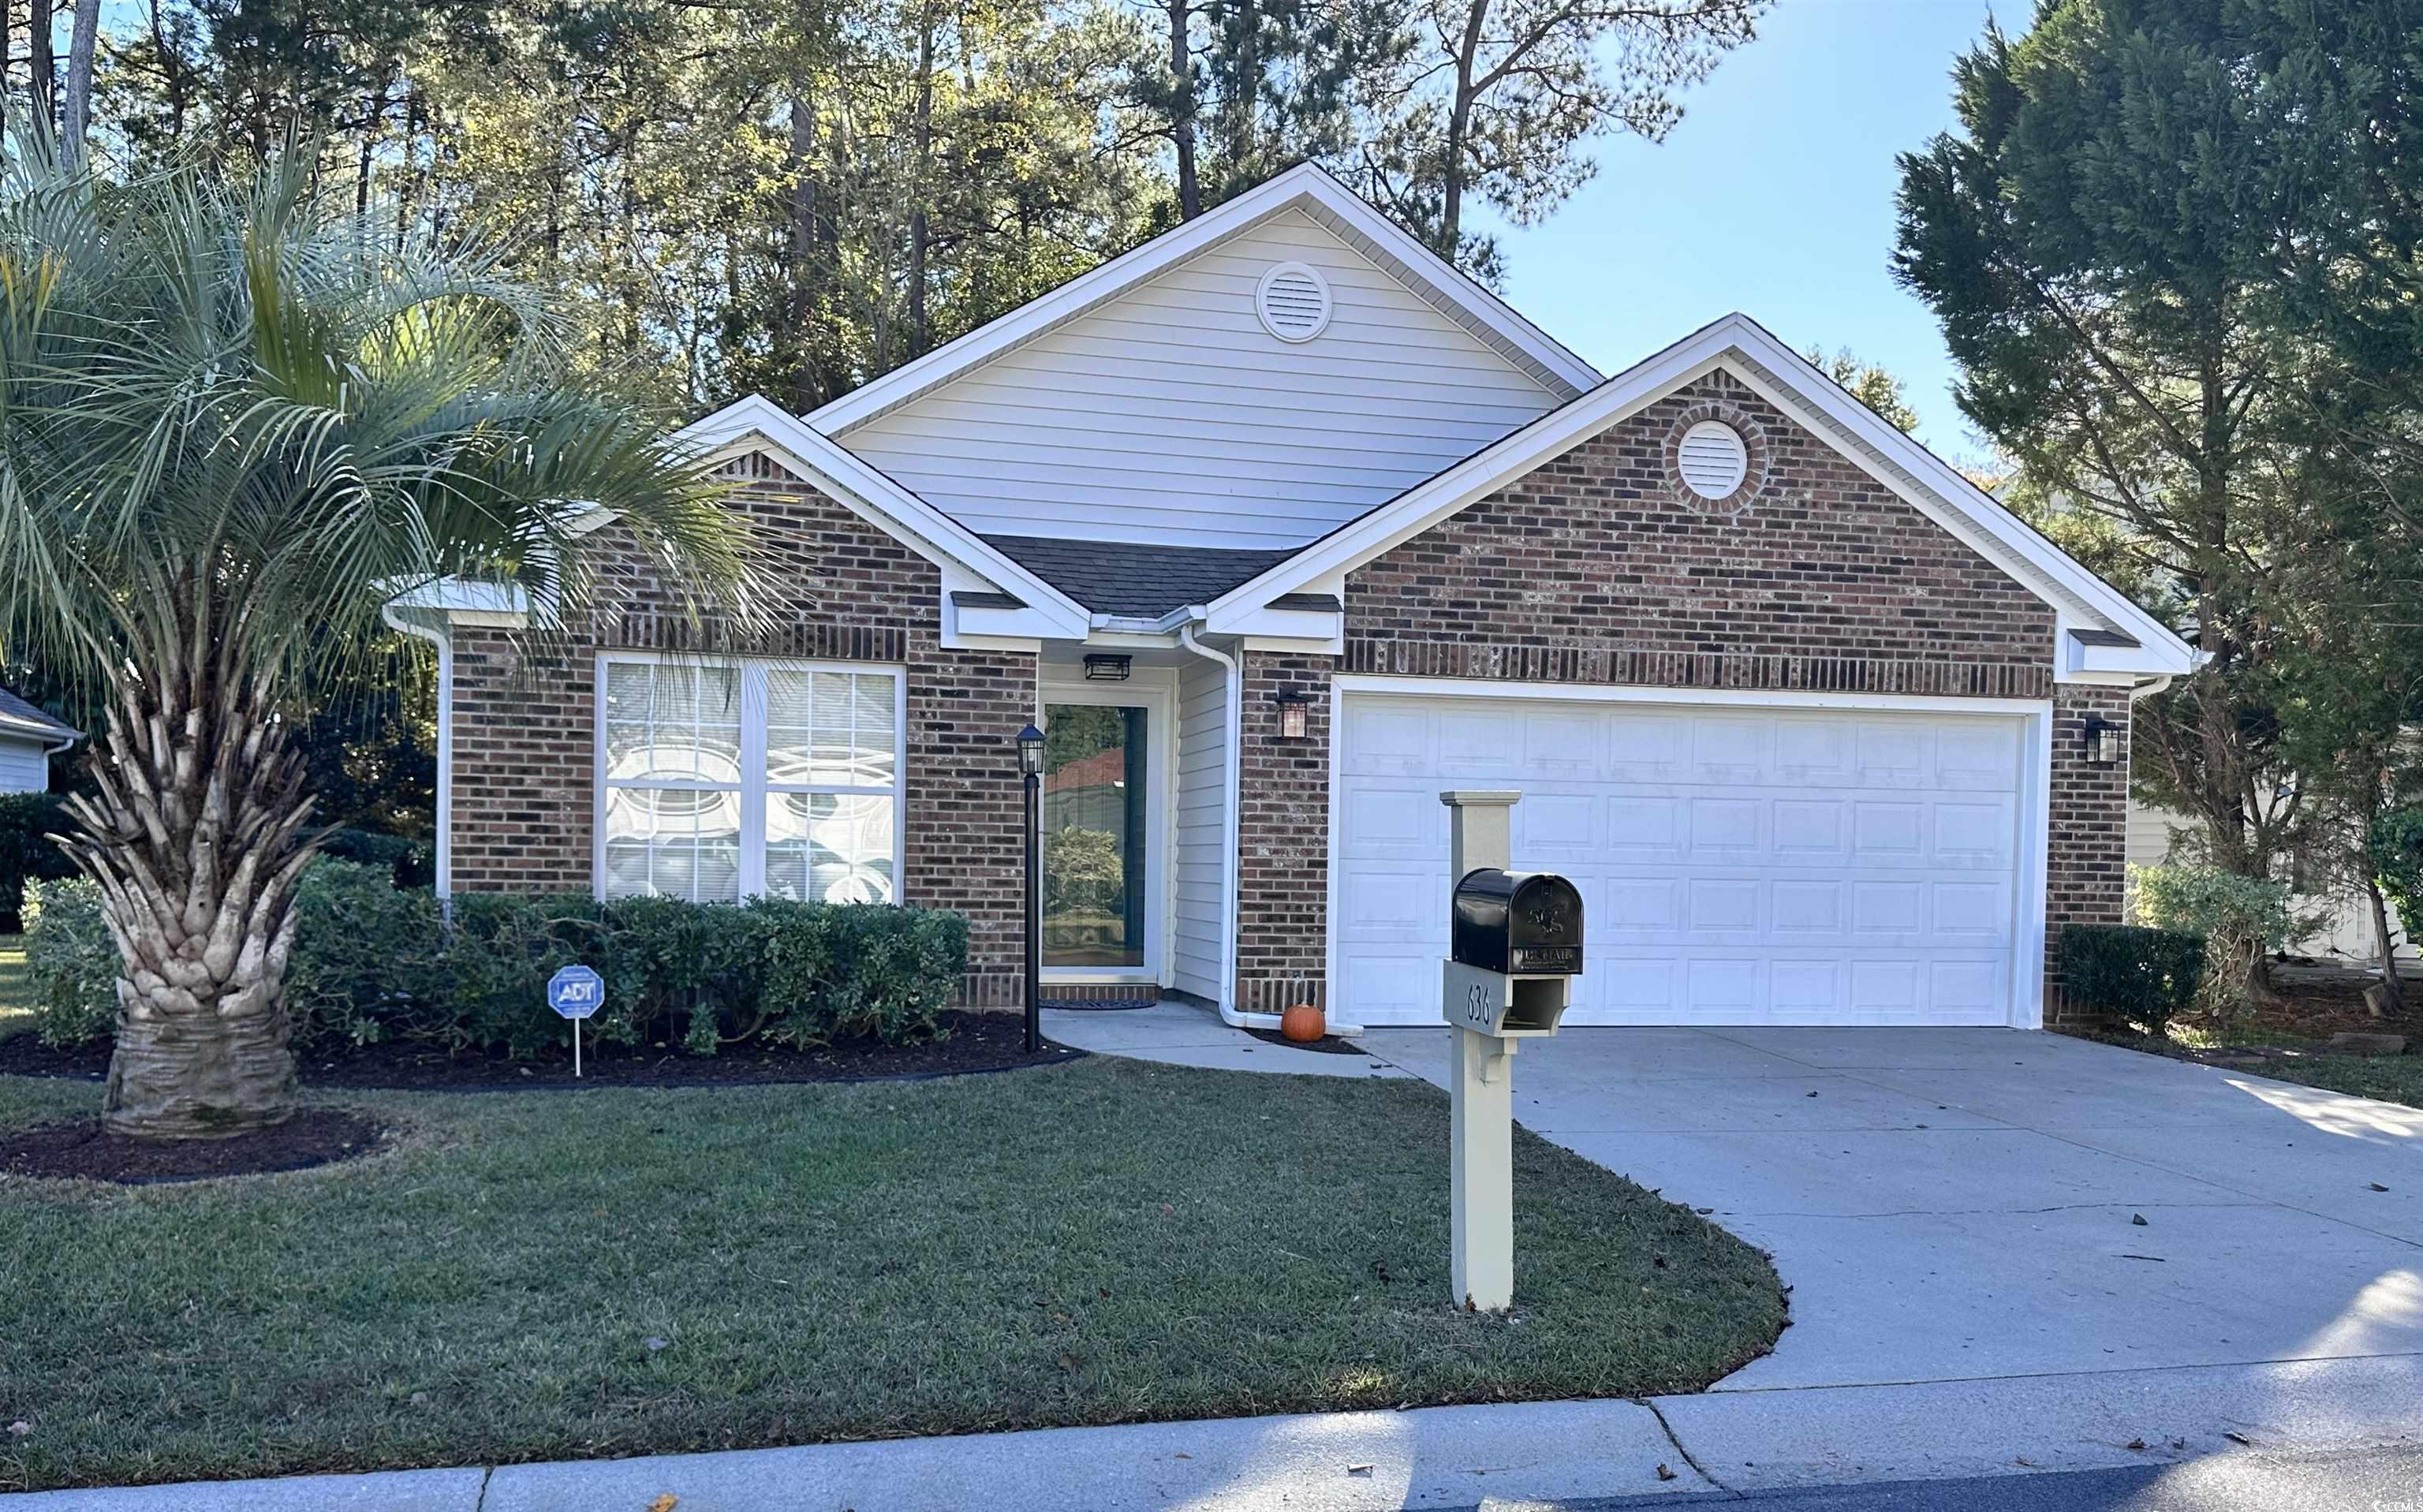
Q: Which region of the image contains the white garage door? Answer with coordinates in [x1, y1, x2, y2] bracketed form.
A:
[1334, 695, 2031, 1027]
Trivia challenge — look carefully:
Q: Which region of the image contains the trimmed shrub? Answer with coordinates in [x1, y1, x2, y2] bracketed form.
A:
[2129, 862, 2300, 1021]
[2058, 923, 2205, 1031]
[0, 793, 76, 933]
[21, 861, 971, 1060]
[319, 827, 436, 890]
[22, 877, 116, 1047]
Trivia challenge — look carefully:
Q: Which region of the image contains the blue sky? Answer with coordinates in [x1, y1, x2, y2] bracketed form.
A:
[1488, 0, 2011, 465]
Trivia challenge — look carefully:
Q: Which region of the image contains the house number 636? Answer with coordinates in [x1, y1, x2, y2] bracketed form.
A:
[1464, 982, 1494, 1026]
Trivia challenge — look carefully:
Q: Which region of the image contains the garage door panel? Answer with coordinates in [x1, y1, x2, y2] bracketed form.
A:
[1691, 715, 1769, 781]
[1689, 797, 1762, 854]
[1341, 783, 1439, 861]
[1514, 793, 1603, 862]
[1607, 714, 1689, 779]
[1773, 800, 1850, 860]
[1933, 799, 2017, 865]
[1772, 879, 1845, 932]
[1686, 878, 1762, 935]
[1344, 704, 1432, 775]
[1852, 802, 1927, 864]
[1607, 797, 1684, 855]
[1335, 695, 2029, 1028]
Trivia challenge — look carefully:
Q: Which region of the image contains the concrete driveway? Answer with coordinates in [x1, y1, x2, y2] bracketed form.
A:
[1355, 1026, 2423, 1391]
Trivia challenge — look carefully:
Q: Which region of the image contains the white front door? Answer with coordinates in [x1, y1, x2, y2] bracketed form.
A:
[1332, 693, 2035, 1027]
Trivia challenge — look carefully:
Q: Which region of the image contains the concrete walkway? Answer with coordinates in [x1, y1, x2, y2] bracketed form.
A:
[11, 1354, 2421, 1509]
[1038, 1001, 1413, 1078]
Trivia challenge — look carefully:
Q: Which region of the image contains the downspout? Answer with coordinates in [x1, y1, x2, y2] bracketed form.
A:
[382, 605, 453, 904]
[1178, 621, 1255, 1027]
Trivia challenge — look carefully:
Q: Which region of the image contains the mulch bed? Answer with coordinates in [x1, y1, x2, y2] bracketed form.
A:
[0, 1107, 388, 1185]
[0, 1010, 1081, 1091]
[1242, 1025, 1369, 1056]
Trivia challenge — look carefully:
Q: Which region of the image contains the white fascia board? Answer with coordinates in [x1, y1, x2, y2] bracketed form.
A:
[677, 395, 1091, 639]
[801, 165, 1599, 438]
[382, 578, 532, 621]
[1210, 312, 2199, 680]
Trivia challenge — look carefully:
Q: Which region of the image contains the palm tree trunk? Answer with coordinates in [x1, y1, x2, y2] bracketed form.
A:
[60, 581, 319, 1139]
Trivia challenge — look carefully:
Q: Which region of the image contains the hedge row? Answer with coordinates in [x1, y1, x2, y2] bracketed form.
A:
[24, 862, 969, 1057]
[2057, 922, 2205, 1031]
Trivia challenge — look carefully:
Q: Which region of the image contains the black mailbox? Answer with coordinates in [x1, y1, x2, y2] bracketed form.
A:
[1450, 868, 1584, 976]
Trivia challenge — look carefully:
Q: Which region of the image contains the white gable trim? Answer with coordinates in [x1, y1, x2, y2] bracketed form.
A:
[655, 394, 1092, 638]
[801, 165, 1602, 437]
[1207, 313, 2198, 678]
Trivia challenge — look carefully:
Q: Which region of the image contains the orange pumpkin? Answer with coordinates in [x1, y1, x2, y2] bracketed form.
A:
[1279, 1002, 1325, 1043]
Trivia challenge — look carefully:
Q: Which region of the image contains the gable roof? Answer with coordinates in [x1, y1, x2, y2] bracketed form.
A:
[0, 686, 77, 743]
[802, 164, 1603, 439]
[1205, 312, 2198, 678]
[667, 394, 1092, 636]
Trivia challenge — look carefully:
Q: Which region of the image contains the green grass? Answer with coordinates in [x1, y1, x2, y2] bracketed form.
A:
[0, 1059, 1785, 1492]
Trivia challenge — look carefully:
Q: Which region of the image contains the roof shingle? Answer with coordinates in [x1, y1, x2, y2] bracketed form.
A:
[980, 535, 1299, 618]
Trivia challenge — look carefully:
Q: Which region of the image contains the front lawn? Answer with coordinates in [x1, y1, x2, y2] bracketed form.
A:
[2097, 1023, 2423, 1111]
[0, 1058, 1786, 1492]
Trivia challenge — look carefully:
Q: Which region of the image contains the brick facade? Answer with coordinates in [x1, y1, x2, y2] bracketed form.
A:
[2046, 686, 2132, 1027]
[1235, 650, 1335, 1015]
[448, 451, 1036, 1006]
[1230, 371, 2109, 1021]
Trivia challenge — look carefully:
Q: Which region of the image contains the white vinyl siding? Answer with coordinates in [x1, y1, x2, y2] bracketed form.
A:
[1171, 656, 1230, 1001]
[0, 737, 47, 793]
[838, 211, 1561, 551]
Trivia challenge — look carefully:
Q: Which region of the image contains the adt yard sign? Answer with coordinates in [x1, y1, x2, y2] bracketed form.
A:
[547, 965, 604, 1077]
[548, 965, 603, 1019]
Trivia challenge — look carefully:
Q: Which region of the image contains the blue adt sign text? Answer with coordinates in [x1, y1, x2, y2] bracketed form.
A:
[547, 965, 604, 1020]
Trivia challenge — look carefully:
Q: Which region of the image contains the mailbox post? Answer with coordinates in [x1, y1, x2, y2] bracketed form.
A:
[1439, 790, 1581, 1312]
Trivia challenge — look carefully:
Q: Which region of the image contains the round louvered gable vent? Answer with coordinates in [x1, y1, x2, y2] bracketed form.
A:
[1678, 420, 1750, 499]
[1256, 262, 1332, 342]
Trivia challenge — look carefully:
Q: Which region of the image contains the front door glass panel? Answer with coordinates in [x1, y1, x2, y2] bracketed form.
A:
[1042, 704, 1146, 969]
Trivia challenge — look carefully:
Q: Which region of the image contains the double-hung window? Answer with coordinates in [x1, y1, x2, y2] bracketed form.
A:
[599, 655, 903, 905]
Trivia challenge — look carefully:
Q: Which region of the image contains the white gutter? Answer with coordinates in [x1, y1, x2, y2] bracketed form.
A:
[1178, 619, 1264, 1029]
[382, 604, 453, 901]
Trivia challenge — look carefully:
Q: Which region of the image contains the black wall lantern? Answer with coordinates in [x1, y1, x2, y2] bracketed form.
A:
[1273, 687, 1312, 740]
[1014, 722, 1045, 1051]
[1083, 653, 1132, 681]
[2081, 715, 2121, 766]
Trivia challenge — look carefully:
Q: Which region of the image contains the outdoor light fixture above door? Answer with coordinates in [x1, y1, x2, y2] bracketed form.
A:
[1083, 654, 1131, 681]
[2081, 715, 2121, 765]
[1273, 688, 1312, 740]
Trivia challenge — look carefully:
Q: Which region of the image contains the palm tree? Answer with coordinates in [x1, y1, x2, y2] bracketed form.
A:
[0, 144, 754, 1139]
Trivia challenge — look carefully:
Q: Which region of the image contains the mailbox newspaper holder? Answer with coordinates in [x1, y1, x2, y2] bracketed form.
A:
[1447, 868, 1581, 1037]
[1436, 793, 1582, 1312]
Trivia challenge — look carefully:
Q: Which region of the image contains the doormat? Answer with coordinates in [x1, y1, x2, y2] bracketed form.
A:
[1040, 997, 1162, 1012]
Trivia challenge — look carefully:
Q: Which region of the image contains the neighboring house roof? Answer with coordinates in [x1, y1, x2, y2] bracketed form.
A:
[1202, 312, 2200, 677]
[0, 687, 78, 743]
[983, 535, 1298, 618]
[805, 164, 1601, 440]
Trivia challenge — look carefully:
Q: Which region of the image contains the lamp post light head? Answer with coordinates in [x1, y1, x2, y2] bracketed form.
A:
[1015, 722, 1046, 777]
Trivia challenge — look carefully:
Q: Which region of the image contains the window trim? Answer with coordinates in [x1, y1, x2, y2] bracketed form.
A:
[592, 651, 909, 905]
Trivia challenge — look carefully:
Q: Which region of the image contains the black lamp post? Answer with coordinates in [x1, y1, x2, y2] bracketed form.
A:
[1016, 722, 1045, 1052]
